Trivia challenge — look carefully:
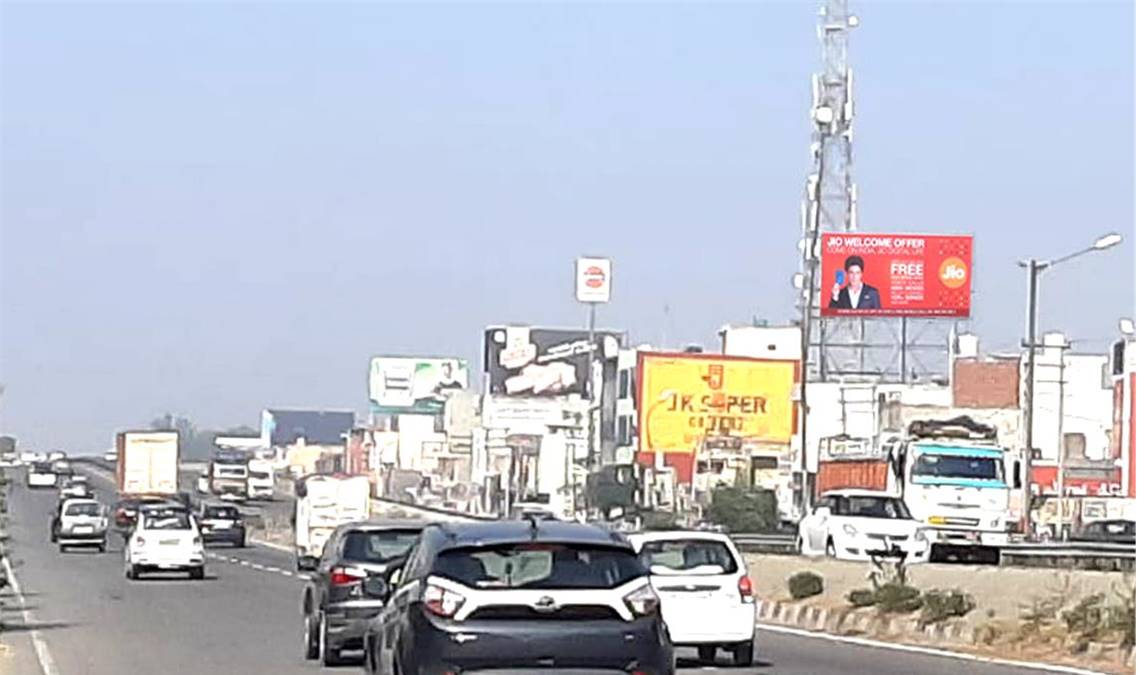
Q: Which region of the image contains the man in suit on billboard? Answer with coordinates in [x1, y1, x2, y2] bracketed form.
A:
[830, 255, 882, 310]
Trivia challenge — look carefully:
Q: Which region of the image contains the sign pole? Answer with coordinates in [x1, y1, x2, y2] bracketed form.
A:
[587, 302, 597, 470]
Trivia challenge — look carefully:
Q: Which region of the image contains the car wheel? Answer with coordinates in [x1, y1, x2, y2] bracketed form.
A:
[319, 610, 341, 666]
[698, 645, 717, 664]
[58, 544, 67, 554]
[732, 639, 754, 667]
[235, 537, 246, 548]
[826, 538, 838, 558]
[97, 542, 106, 554]
[797, 535, 810, 556]
[189, 566, 205, 580]
[126, 564, 139, 580]
[302, 612, 319, 660]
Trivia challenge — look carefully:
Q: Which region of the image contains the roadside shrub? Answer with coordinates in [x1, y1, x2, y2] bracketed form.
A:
[919, 589, 976, 625]
[1107, 578, 1135, 647]
[874, 582, 922, 614]
[1062, 593, 1105, 646]
[706, 486, 778, 534]
[640, 511, 682, 531]
[788, 572, 824, 600]
[847, 589, 876, 608]
[1019, 575, 1073, 638]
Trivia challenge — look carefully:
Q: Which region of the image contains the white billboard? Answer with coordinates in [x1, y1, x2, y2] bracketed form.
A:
[575, 257, 612, 303]
[369, 357, 469, 414]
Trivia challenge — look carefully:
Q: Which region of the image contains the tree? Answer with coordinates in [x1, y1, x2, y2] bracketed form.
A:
[150, 414, 214, 459]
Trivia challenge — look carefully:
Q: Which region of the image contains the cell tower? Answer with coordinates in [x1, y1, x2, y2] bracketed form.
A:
[797, 0, 950, 383]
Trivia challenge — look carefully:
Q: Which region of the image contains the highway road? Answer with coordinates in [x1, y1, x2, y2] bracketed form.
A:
[0, 465, 1083, 675]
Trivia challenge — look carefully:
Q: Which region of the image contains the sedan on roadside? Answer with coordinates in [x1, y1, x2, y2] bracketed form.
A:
[798, 490, 929, 563]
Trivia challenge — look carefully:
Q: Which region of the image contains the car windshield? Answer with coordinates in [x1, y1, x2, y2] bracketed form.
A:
[204, 507, 239, 519]
[342, 529, 420, 563]
[32, 463, 53, 472]
[836, 496, 913, 519]
[1093, 521, 1134, 536]
[65, 503, 101, 517]
[434, 543, 645, 590]
[143, 512, 192, 530]
[639, 539, 737, 575]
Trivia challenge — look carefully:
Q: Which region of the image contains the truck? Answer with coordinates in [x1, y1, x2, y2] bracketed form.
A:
[817, 416, 1021, 562]
[210, 449, 249, 502]
[116, 431, 180, 496]
[246, 458, 275, 500]
[293, 474, 371, 571]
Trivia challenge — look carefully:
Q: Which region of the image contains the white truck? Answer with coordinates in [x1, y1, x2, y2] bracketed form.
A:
[293, 474, 371, 570]
[116, 431, 180, 497]
[818, 417, 1021, 563]
[246, 459, 275, 500]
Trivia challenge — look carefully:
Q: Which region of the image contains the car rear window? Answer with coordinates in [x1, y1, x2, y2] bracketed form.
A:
[143, 512, 191, 530]
[204, 506, 240, 519]
[65, 503, 101, 517]
[32, 463, 53, 472]
[342, 529, 420, 563]
[639, 539, 738, 575]
[433, 543, 644, 590]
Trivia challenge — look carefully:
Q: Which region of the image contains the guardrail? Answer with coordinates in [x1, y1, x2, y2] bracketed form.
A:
[728, 532, 1135, 571]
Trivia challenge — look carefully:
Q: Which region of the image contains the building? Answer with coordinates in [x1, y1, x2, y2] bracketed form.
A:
[1111, 333, 1136, 498]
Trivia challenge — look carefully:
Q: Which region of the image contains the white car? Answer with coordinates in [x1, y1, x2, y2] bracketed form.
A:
[124, 506, 206, 580]
[59, 476, 92, 499]
[797, 489, 929, 563]
[55, 498, 109, 552]
[26, 462, 58, 489]
[103, 450, 118, 463]
[629, 531, 756, 667]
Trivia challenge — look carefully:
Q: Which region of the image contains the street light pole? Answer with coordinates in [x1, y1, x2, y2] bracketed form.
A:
[1018, 232, 1122, 537]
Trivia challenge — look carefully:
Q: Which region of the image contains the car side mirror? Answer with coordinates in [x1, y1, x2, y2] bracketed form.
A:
[362, 577, 390, 599]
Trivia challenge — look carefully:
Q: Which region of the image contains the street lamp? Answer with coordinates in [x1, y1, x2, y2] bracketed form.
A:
[1019, 232, 1123, 538]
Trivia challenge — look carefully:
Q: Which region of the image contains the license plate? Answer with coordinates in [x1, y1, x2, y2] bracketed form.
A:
[74, 526, 93, 534]
[160, 539, 180, 546]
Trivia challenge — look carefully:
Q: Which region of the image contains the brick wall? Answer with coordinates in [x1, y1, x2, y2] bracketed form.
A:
[953, 358, 1020, 409]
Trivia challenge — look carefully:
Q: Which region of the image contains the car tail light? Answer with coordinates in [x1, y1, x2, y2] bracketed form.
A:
[423, 582, 466, 618]
[134, 537, 145, 547]
[192, 536, 202, 546]
[623, 582, 659, 618]
[329, 566, 367, 587]
[738, 574, 754, 603]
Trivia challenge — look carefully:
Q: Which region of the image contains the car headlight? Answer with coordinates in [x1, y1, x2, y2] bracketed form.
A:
[914, 529, 928, 542]
[988, 518, 1000, 529]
[842, 524, 858, 536]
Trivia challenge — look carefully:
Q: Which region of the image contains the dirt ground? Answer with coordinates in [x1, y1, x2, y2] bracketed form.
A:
[745, 553, 1134, 625]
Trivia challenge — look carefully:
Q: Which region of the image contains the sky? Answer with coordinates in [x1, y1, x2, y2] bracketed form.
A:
[0, 1, 1135, 452]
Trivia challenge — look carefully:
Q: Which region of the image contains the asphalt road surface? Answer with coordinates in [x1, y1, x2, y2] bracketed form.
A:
[0, 466, 1080, 675]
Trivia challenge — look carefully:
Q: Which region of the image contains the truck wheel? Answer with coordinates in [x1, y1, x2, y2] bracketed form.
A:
[189, 566, 205, 580]
[732, 640, 754, 666]
[697, 646, 717, 664]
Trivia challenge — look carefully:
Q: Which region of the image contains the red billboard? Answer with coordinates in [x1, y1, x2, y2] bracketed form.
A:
[819, 233, 973, 317]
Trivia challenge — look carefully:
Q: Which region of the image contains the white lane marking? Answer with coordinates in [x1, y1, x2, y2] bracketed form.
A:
[3, 555, 61, 675]
[756, 624, 1111, 675]
[252, 539, 293, 553]
[295, 574, 309, 581]
[239, 560, 250, 566]
[250, 563, 266, 571]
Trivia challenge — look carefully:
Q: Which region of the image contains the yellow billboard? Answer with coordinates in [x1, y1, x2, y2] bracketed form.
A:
[638, 353, 798, 454]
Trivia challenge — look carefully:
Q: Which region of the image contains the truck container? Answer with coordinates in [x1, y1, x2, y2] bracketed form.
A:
[293, 474, 370, 570]
[116, 431, 179, 496]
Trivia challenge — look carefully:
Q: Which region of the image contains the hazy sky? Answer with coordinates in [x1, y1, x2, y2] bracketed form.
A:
[0, 1, 1134, 452]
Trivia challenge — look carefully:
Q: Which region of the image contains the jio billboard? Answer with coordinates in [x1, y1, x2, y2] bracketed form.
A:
[819, 233, 973, 317]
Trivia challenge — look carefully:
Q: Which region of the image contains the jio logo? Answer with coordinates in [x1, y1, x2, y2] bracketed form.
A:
[939, 257, 968, 289]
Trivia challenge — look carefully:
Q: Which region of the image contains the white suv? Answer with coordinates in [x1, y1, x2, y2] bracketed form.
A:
[628, 531, 757, 667]
[124, 506, 206, 580]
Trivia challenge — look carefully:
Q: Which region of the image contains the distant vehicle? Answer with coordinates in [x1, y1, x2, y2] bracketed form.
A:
[1072, 519, 1135, 545]
[362, 521, 674, 675]
[51, 459, 73, 479]
[196, 503, 246, 548]
[294, 475, 371, 571]
[0, 451, 20, 468]
[19, 452, 39, 465]
[628, 530, 756, 666]
[116, 431, 179, 496]
[53, 498, 108, 552]
[59, 475, 92, 500]
[124, 505, 205, 580]
[302, 521, 425, 666]
[196, 468, 210, 495]
[26, 462, 57, 489]
[797, 489, 929, 563]
[113, 495, 186, 538]
[210, 449, 249, 502]
[46, 451, 66, 462]
[103, 450, 118, 463]
[246, 459, 275, 500]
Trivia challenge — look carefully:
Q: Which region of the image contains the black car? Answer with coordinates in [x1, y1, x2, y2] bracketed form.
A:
[1072, 519, 1135, 545]
[113, 496, 185, 539]
[196, 503, 246, 547]
[302, 520, 425, 666]
[362, 520, 676, 675]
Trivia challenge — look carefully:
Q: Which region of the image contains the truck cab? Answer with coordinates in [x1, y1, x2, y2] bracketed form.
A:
[210, 450, 249, 502]
[246, 459, 274, 500]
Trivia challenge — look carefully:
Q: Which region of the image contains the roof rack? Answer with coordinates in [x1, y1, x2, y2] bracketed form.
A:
[906, 415, 997, 442]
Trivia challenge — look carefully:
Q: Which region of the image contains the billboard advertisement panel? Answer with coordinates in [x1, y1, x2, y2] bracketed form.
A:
[575, 257, 612, 303]
[483, 326, 622, 398]
[369, 357, 469, 414]
[819, 233, 973, 317]
[637, 352, 799, 455]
